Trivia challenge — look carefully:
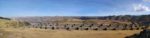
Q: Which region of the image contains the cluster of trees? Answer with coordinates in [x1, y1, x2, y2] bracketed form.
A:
[0, 17, 10, 20]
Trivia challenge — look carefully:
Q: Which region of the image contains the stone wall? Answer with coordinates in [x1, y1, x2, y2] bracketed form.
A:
[126, 29, 150, 38]
[137, 29, 150, 38]
[27, 23, 145, 31]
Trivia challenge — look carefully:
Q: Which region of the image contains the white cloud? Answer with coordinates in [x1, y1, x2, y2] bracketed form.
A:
[133, 4, 150, 12]
[143, 0, 150, 2]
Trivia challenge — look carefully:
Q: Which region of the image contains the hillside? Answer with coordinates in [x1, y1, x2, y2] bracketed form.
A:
[0, 17, 29, 28]
[0, 15, 149, 38]
[12, 15, 150, 26]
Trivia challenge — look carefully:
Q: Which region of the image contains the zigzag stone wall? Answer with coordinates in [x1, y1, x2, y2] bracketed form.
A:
[137, 29, 150, 38]
[126, 29, 150, 38]
[27, 23, 145, 31]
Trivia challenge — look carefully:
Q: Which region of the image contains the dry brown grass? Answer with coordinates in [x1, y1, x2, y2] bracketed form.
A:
[0, 28, 142, 38]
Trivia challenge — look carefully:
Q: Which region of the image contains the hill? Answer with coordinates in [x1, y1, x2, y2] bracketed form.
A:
[12, 15, 150, 26]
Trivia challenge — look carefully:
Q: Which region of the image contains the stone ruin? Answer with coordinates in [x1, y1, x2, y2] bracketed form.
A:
[126, 29, 150, 38]
[26, 22, 146, 31]
[137, 29, 150, 38]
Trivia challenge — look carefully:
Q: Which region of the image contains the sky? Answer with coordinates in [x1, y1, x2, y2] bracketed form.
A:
[0, 0, 150, 17]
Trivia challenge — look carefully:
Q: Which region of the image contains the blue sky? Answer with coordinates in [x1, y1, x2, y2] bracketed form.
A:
[0, 0, 150, 17]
